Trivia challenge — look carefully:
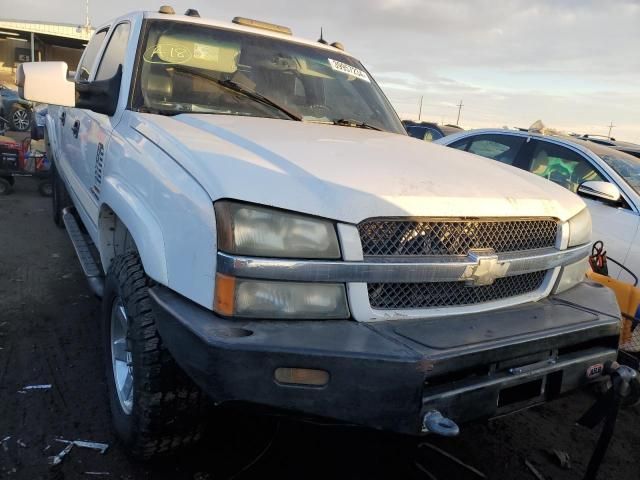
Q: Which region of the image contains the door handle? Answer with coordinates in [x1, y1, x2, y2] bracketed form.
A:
[72, 121, 80, 138]
[60, 111, 66, 126]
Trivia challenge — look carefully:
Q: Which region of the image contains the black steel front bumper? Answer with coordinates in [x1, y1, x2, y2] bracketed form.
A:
[150, 281, 620, 435]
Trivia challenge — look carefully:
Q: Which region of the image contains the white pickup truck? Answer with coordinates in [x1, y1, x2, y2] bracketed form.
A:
[18, 7, 621, 458]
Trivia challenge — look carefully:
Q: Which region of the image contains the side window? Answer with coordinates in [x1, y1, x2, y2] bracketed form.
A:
[95, 23, 131, 81]
[421, 127, 442, 142]
[406, 126, 443, 142]
[405, 126, 422, 139]
[77, 29, 108, 81]
[449, 137, 471, 151]
[527, 141, 604, 193]
[466, 134, 526, 166]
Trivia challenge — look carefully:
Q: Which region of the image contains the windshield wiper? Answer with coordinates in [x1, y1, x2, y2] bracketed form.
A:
[164, 65, 302, 121]
[218, 79, 302, 121]
[139, 106, 183, 116]
[331, 118, 383, 131]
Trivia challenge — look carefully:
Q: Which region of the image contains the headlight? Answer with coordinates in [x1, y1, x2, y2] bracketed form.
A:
[553, 258, 589, 294]
[215, 274, 349, 319]
[553, 209, 591, 293]
[567, 208, 592, 247]
[214, 202, 348, 319]
[215, 201, 341, 259]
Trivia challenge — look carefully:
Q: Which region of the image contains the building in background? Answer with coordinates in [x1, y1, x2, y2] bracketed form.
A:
[0, 19, 93, 83]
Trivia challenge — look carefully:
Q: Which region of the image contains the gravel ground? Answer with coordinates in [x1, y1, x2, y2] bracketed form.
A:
[1, 178, 639, 480]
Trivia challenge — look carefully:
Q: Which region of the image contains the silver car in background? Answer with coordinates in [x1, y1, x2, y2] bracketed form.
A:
[436, 129, 640, 280]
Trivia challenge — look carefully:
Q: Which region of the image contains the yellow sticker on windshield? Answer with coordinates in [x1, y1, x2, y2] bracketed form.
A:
[193, 43, 220, 63]
[328, 59, 370, 82]
[143, 44, 193, 64]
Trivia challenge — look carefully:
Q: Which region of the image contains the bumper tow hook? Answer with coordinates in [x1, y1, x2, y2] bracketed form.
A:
[422, 410, 460, 437]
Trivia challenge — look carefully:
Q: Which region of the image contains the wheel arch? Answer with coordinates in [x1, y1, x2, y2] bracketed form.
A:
[98, 190, 168, 284]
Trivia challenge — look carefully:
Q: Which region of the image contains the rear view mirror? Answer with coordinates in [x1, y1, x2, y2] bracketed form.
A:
[577, 181, 621, 203]
[16, 62, 75, 107]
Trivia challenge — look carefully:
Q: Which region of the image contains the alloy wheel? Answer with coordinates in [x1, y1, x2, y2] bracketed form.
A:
[110, 298, 134, 415]
[12, 109, 29, 131]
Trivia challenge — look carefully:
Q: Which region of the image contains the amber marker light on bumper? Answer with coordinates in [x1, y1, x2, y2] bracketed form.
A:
[274, 367, 330, 387]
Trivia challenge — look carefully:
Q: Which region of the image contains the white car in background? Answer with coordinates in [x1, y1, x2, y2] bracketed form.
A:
[436, 129, 640, 281]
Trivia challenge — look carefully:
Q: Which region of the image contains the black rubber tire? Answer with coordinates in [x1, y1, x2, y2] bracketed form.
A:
[0, 177, 12, 195]
[0, 109, 7, 132]
[38, 180, 53, 197]
[51, 162, 72, 227]
[10, 105, 31, 132]
[102, 253, 207, 459]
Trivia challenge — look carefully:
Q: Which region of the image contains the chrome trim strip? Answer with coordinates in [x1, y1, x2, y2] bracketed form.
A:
[217, 243, 590, 284]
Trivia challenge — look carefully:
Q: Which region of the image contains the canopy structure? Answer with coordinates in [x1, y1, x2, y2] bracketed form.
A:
[0, 19, 94, 81]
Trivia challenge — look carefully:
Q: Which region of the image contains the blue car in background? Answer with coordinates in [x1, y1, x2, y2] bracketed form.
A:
[0, 84, 33, 132]
[31, 104, 47, 140]
[402, 120, 463, 142]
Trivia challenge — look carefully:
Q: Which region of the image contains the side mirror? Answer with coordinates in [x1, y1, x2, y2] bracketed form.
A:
[16, 61, 75, 107]
[577, 181, 621, 203]
[75, 65, 122, 117]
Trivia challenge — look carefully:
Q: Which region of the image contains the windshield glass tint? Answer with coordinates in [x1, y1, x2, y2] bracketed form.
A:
[133, 20, 404, 133]
[598, 151, 640, 195]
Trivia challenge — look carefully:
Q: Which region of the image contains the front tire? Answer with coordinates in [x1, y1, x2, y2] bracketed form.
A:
[102, 253, 207, 459]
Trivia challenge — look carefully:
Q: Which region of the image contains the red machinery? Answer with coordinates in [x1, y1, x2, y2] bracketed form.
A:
[0, 132, 51, 196]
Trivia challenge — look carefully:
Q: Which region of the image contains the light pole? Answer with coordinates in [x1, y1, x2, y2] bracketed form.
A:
[456, 100, 464, 126]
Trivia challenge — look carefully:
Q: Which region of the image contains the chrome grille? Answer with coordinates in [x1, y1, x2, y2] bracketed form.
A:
[368, 271, 547, 309]
[358, 219, 558, 256]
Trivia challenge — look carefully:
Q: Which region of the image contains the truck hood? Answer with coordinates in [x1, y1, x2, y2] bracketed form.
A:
[131, 114, 586, 223]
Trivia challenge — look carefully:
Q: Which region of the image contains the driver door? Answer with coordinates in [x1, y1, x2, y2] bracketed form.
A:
[72, 22, 130, 237]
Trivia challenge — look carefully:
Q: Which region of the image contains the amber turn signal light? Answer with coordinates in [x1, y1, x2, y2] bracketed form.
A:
[274, 367, 330, 387]
[214, 273, 236, 315]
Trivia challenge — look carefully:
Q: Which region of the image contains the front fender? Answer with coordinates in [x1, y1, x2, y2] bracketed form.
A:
[99, 176, 168, 284]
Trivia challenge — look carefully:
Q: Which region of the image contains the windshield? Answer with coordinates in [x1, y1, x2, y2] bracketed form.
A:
[132, 20, 405, 134]
[598, 151, 640, 195]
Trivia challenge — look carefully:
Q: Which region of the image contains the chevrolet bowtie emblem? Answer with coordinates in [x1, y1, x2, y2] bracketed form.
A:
[461, 249, 510, 287]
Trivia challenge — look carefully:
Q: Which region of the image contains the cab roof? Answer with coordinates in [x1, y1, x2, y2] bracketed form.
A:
[99, 9, 352, 57]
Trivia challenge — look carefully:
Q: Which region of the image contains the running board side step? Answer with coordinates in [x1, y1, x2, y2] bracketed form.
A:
[62, 207, 104, 298]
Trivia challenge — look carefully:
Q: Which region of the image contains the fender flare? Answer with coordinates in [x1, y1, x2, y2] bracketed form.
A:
[99, 175, 168, 284]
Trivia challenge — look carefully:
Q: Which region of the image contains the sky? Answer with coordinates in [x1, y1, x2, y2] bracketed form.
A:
[4, 0, 639, 141]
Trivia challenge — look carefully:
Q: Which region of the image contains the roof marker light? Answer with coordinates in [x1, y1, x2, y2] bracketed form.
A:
[232, 17, 292, 35]
[184, 9, 200, 17]
[158, 5, 175, 14]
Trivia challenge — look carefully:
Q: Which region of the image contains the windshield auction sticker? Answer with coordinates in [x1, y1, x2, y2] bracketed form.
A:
[143, 44, 193, 64]
[328, 59, 370, 82]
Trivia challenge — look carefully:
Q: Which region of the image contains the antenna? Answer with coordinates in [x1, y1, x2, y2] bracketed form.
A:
[607, 121, 615, 138]
[318, 27, 328, 45]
